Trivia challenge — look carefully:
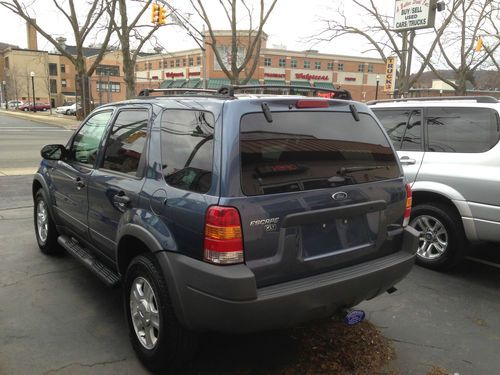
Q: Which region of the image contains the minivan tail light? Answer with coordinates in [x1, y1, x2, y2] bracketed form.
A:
[403, 183, 412, 227]
[204, 206, 244, 265]
[295, 99, 329, 109]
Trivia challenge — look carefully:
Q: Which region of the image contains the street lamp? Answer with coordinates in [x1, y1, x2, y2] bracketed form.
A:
[375, 74, 380, 100]
[30, 71, 36, 113]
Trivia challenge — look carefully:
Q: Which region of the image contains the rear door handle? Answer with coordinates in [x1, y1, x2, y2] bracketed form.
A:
[74, 177, 85, 190]
[113, 192, 131, 205]
[400, 156, 416, 165]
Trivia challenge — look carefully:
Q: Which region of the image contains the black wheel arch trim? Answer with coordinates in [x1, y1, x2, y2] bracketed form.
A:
[116, 224, 164, 253]
[32, 173, 57, 219]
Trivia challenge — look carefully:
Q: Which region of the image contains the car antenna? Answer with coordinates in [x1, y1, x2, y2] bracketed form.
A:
[349, 104, 360, 122]
[261, 102, 273, 123]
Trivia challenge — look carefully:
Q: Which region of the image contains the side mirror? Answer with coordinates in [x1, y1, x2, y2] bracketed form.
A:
[41, 144, 66, 160]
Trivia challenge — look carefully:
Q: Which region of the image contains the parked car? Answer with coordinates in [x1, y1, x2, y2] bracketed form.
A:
[18, 102, 51, 111]
[55, 103, 77, 115]
[8, 100, 23, 109]
[369, 96, 500, 270]
[33, 87, 418, 371]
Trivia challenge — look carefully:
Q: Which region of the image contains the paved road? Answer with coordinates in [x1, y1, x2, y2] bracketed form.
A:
[0, 112, 73, 175]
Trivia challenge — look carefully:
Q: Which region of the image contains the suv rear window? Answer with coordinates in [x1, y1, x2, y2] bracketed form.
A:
[240, 111, 400, 196]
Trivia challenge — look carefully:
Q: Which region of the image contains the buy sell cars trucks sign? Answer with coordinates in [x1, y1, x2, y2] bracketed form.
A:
[394, 0, 437, 31]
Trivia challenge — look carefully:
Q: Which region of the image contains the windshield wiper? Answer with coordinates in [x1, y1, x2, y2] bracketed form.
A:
[338, 165, 388, 176]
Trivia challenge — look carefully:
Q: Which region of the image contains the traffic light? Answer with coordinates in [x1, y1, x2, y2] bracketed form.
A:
[151, 3, 160, 24]
[158, 5, 167, 25]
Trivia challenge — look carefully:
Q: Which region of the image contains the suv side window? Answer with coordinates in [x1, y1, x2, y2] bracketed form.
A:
[101, 109, 149, 176]
[374, 109, 422, 151]
[160, 110, 215, 193]
[427, 107, 500, 153]
[69, 110, 113, 165]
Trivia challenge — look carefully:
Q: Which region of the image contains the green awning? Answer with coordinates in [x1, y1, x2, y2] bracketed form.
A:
[184, 79, 201, 88]
[290, 81, 311, 87]
[313, 82, 335, 89]
[264, 79, 287, 86]
[170, 79, 187, 88]
[245, 79, 260, 86]
[207, 78, 231, 89]
[159, 80, 173, 89]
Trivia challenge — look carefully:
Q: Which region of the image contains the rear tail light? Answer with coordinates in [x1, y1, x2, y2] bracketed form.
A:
[295, 99, 329, 108]
[403, 183, 412, 227]
[204, 206, 244, 265]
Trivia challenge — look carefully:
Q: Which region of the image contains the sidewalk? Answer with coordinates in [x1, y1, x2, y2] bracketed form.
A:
[1, 109, 80, 130]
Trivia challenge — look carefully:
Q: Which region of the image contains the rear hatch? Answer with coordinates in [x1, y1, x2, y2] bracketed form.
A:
[220, 101, 406, 287]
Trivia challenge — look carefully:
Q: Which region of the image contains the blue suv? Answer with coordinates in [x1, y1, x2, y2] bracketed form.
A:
[33, 87, 418, 371]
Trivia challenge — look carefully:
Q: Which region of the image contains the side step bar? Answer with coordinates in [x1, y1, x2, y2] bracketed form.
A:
[57, 235, 120, 287]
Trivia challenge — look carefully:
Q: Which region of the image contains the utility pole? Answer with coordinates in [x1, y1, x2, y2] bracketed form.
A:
[30, 71, 36, 112]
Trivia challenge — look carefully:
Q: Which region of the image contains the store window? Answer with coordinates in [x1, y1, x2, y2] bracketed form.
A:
[264, 57, 272, 67]
[291, 59, 297, 68]
[304, 61, 310, 69]
[279, 58, 286, 68]
[358, 64, 365, 72]
[338, 63, 344, 71]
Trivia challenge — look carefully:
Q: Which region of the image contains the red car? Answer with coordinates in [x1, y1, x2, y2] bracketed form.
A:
[18, 102, 51, 111]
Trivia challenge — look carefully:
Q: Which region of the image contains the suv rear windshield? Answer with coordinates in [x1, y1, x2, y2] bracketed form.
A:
[240, 111, 400, 196]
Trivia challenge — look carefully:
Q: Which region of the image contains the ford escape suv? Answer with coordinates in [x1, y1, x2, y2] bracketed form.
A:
[369, 96, 500, 270]
[33, 87, 418, 371]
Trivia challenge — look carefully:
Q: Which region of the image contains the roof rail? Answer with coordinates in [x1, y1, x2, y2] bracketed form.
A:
[219, 85, 352, 100]
[136, 85, 352, 100]
[367, 96, 499, 105]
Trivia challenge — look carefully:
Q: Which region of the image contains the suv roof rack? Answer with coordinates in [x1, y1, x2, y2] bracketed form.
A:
[367, 96, 499, 105]
[137, 85, 352, 100]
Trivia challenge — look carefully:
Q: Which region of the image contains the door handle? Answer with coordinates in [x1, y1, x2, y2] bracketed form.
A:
[113, 192, 131, 205]
[400, 156, 416, 165]
[74, 177, 85, 190]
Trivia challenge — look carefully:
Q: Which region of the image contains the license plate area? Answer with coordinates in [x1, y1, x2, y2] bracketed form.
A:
[300, 214, 378, 260]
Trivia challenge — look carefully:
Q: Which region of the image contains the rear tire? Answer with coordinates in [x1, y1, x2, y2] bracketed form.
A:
[124, 253, 197, 372]
[34, 190, 61, 255]
[410, 203, 466, 270]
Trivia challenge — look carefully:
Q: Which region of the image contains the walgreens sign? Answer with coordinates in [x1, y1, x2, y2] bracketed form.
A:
[295, 73, 329, 81]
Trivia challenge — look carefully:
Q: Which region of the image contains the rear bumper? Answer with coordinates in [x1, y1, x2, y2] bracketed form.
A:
[157, 226, 419, 333]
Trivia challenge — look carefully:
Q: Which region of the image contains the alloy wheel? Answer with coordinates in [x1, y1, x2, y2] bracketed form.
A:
[410, 215, 449, 260]
[130, 277, 160, 350]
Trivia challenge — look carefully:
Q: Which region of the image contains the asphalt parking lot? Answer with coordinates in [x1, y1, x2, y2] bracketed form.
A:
[1, 174, 499, 375]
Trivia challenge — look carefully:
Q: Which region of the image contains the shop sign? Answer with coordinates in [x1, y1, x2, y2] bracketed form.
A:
[188, 71, 201, 77]
[384, 56, 397, 92]
[295, 73, 329, 81]
[264, 72, 286, 78]
[345, 77, 356, 82]
[151, 76, 159, 80]
[165, 72, 184, 78]
[394, 0, 437, 31]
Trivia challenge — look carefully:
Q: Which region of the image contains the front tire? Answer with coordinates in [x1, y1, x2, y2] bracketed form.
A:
[124, 253, 197, 372]
[34, 190, 61, 255]
[410, 203, 466, 270]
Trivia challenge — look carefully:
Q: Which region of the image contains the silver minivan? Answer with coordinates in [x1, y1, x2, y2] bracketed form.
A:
[369, 96, 500, 270]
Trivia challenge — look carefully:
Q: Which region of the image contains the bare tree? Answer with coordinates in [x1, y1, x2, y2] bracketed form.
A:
[421, 0, 500, 94]
[110, 0, 163, 99]
[315, 0, 464, 96]
[0, 0, 117, 116]
[168, 0, 278, 85]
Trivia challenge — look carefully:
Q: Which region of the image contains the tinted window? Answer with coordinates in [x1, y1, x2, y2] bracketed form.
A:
[374, 109, 422, 151]
[102, 110, 149, 176]
[240, 112, 400, 196]
[427, 108, 500, 153]
[160, 110, 214, 193]
[70, 110, 112, 165]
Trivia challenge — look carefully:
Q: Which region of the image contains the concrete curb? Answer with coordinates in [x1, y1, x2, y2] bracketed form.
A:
[0, 109, 80, 130]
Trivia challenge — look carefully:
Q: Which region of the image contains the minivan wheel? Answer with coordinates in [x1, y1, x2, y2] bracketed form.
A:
[410, 203, 466, 270]
[34, 190, 61, 255]
[124, 253, 197, 372]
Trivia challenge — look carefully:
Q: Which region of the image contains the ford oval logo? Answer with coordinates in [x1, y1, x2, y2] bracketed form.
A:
[332, 192, 348, 201]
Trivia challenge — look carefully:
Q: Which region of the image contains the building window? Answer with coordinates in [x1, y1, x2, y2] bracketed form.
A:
[144, 63, 148, 70]
[327, 62, 334, 70]
[49, 79, 57, 93]
[4, 57, 9, 69]
[358, 64, 365, 72]
[291, 59, 297, 68]
[264, 57, 271, 67]
[158, 61, 162, 69]
[149, 63, 152, 70]
[304, 61, 310, 69]
[188, 57, 194, 66]
[338, 63, 344, 71]
[175, 59, 180, 67]
[49, 63, 58, 76]
[96, 65, 119, 76]
[183, 58, 186, 66]
[60, 64, 66, 73]
[197, 56, 201, 65]
[97, 82, 121, 93]
[170, 60, 174, 68]
[368, 64, 374, 73]
[61, 79, 67, 88]
[315, 62, 321, 70]
[279, 58, 286, 68]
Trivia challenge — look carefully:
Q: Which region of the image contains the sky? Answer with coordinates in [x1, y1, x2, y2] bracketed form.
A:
[0, 0, 392, 58]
